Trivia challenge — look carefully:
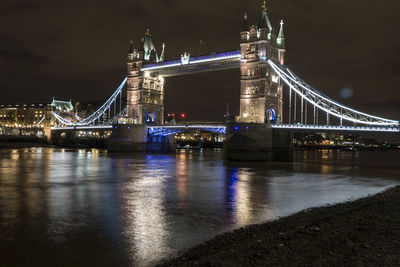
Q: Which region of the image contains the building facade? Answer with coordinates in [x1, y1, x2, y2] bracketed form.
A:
[238, 1, 285, 124]
[0, 103, 52, 128]
[0, 99, 73, 129]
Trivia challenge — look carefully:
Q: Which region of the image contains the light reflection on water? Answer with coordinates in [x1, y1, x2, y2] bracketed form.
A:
[0, 148, 399, 266]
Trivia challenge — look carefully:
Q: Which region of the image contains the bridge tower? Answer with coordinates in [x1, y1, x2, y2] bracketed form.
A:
[239, 1, 285, 124]
[126, 30, 166, 125]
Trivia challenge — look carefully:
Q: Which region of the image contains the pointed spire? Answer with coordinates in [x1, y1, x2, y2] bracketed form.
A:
[260, 14, 268, 29]
[128, 39, 134, 54]
[279, 20, 285, 39]
[142, 28, 157, 61]
[258, 1, 272, 31]
[159, 43, 165, 62]
[139, 37, 144, 51]
[241, 13, 249, 32]
[277, 20, 285, 48]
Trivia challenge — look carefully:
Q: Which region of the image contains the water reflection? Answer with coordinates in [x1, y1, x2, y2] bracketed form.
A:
[0, 148, 399, 266]
[121, 162, 168, 265]
[233, 169, 253, 226]
[226, 168, 270, 226]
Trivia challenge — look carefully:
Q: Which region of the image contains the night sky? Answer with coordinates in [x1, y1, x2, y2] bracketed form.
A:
[1, 0, 399, 121]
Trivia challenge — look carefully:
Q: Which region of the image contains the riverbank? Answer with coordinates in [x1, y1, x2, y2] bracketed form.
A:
[159, 186, 400, 266]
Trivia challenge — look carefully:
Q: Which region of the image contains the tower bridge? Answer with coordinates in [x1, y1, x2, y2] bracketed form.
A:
[50, 1, 399, 159]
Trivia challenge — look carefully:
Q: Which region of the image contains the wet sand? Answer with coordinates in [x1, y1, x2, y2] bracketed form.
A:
[159, 186, 400, 266]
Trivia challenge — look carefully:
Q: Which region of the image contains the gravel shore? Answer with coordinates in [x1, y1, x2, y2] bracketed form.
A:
[159, 186, 400, 266]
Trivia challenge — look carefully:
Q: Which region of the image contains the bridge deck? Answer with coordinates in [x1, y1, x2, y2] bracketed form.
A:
[272, 124, 400, 133]
[141, 50, 241, 77]
[51, 124, 400, 134]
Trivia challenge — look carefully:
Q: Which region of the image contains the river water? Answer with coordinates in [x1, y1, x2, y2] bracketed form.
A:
[0, 148, 399, 266]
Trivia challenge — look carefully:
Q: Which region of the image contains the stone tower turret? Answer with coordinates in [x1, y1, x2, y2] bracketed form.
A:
[126, 30, 165, 125]
[126, 39, 143, 124]
[239, 1, 285, 124]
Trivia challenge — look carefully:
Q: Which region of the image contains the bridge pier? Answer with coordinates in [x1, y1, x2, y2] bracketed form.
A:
[51, 129, 77, 147]
[147, 134, 176, 152]
[107, 124, 176, 153]
[224, 123, 294, 162]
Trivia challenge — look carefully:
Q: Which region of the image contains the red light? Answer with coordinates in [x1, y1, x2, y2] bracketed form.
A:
[181, 113, 186, 118]
[171, 113, 175, 117]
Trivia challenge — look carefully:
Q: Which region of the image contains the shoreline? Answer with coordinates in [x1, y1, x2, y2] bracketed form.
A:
[158, 186, 400, 266]
[0, 142, 49, 148]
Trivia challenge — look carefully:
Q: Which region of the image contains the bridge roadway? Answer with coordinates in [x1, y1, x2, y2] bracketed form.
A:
[51, 124, 400, 135]
[149, 124, 400, 136]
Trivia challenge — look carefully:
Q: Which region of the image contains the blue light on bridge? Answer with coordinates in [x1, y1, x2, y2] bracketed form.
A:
[234, 126, 239, 131]
[246, 126, 249, 130]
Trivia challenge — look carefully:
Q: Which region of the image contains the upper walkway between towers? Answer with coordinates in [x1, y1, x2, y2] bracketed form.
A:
[140, 50, 241, 77]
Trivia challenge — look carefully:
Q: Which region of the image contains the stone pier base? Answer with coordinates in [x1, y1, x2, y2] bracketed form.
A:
[147, 135, 176, 152]
[224, 123, 293, 162]
[107, 124, 176, 153]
